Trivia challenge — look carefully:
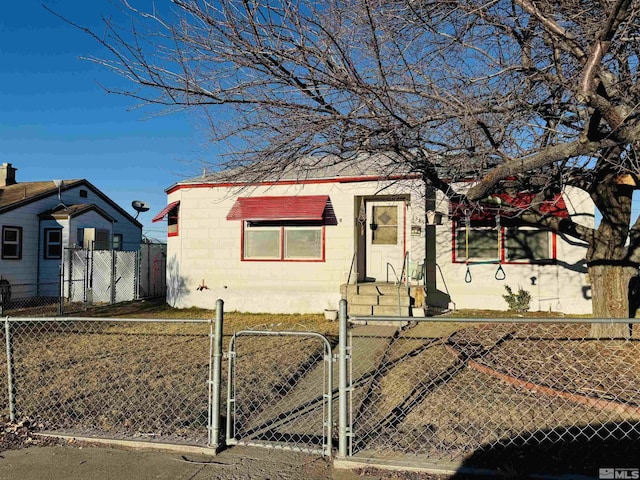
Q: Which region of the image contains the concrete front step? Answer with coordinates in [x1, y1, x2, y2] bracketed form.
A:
[373, 305, 410, 316]
[347, 293, 411, 307]
[341, 282, 414, 317]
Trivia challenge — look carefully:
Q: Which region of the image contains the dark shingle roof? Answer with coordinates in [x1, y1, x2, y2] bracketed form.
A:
[0, 180, 82, 212]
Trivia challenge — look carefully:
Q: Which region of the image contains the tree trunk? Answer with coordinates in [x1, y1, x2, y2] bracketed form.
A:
[588, 265, 634, 338]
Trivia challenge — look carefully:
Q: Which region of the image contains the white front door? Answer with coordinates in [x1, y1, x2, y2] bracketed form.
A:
[365, 200, 406, 282]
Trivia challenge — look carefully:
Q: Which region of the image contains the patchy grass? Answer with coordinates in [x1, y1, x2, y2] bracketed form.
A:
[75, 298, 339, 336]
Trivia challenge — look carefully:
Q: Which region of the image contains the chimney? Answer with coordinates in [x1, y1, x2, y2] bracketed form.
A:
[0, 163, 17, 186]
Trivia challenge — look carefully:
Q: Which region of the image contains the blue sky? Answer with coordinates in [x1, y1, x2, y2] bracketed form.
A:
[0, 1, 210, 241]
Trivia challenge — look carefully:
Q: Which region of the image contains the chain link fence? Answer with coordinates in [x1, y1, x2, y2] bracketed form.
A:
[2, 317, 213, 446]
[0, 282, 63, 317]
[344, 316, 640, 476]
[1, 301, 638, 477]
[226, 330, 334, 455]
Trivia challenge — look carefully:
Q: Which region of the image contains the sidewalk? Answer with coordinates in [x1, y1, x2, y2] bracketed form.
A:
[0, 444, 366, 480]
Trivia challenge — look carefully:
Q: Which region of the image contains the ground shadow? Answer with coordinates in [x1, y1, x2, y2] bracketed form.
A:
[450, 421, 640, 479]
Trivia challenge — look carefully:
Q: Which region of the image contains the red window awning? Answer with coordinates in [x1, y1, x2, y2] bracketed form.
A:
[152, 200, 180, 222]
[226, 195, 329, 221]
[450, 193, 569, 220]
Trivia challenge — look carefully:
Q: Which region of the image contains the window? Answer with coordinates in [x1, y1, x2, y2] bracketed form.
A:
[454, 221, 554, 263]
[152, 201, 180, 237]
[243, 222, 324, 261]
[44, 228, 62, 259]
[168, 205, 179, 237]
[456, 226, 500, 261]
[94, 230, 110, 250]
[113, 234, 123, 251]
[79, 189, 88, 198]
[505, 228, 551, 261]
[2, 226, 22, 260]
[371, 205, 398, 245]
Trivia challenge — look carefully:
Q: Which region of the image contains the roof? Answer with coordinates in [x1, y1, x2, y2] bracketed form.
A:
[170, 152, 420, 191]
[38, 203, 115, 223]
[0, 179, 142, 228]
[168, 150, 499, 193]
[226, 195, 330, 221]
[0, 180, 82, 211]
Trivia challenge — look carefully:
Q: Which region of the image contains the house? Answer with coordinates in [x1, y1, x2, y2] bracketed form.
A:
[154, 155, 594, 315]
[0, 163, 142, 300]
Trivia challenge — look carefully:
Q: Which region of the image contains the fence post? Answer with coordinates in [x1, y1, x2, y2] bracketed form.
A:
[338, 298, 349, 457]
[208, 299, 224, 451]
[110, 250, 117, 304]
[4, 317, 15, 422]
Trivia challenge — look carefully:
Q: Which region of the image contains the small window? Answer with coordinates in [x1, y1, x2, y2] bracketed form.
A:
[113, 234, 123, 251]
[2, 226, 22, 260]
[168, 205, 179, 237]
[371, 205, 398, 245]
[44, 228, 62, 259]
[79, 189, 88, 198]
[243, 222, 324, 261]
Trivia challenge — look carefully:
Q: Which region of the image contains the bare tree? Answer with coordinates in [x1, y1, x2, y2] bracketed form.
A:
[54, 0, 640, 324]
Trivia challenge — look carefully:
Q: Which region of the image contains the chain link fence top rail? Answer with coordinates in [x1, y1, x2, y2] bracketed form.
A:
[2, 317, 213, 446]
[346, 317, 640, 476]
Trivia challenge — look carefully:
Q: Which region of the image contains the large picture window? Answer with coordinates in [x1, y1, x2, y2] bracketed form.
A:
[454, 221, 554, 264]
[243, 222, 324, 261]
[2, 226, 22, 260]
[44, 228, 62, 259]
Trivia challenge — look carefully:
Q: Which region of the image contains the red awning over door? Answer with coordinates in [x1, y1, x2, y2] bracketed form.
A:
[226, 195, 329, 221]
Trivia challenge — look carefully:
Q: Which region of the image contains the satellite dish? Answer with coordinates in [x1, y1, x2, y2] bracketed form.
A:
[132, 200, 150, 219]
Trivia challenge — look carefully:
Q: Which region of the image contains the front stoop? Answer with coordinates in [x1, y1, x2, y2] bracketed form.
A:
[340, 282, 416, 317]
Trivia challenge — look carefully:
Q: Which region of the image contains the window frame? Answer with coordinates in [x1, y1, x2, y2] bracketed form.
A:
[44, 228, 63, 260]
[112, 233, 124, 251]
[1, 226, 22, 260]
[241, 221, 325, 262]
[452, 220, 556, 265]
[168, 205, 179, 237]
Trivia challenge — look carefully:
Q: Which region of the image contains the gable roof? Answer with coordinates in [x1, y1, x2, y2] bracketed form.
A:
[0, 179, 142, 228]
[168, 153, 421, 192]
[38, 203, 115, 223]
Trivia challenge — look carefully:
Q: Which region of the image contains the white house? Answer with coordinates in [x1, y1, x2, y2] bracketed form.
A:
[154, 156, 594, 315]
[0, 163, 142, 299]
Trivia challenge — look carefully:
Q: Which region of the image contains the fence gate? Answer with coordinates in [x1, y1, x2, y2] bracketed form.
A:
[226, 331, 334, 456]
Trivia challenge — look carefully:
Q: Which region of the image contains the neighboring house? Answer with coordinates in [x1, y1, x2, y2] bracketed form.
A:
[154, 155, 594, 315]
[0, 163, 142, 298]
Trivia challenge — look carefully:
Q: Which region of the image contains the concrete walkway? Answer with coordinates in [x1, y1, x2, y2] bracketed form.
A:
[233, 325, 399, 451]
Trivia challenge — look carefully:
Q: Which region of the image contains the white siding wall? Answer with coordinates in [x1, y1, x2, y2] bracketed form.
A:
[0, 182, 142, 292]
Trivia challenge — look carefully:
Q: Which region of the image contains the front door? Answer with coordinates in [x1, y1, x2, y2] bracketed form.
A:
[365, 200, 406, 282]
